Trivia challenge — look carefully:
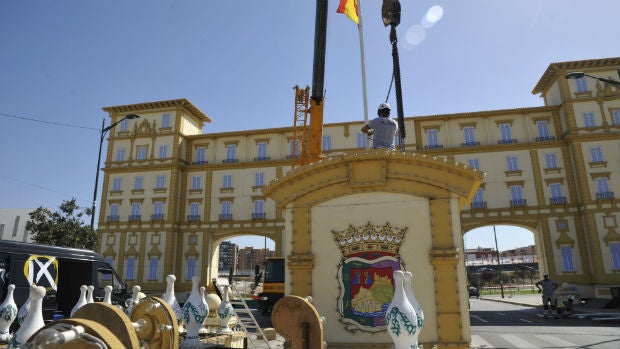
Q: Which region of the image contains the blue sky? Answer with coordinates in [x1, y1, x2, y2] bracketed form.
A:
[1, 1, 618, 250]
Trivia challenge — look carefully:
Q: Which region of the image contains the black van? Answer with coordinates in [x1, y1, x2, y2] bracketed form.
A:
[0, 240, 129, 323]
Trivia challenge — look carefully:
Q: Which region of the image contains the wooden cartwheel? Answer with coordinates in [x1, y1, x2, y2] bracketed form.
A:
[73, 302, 140, 348]
[24, 318, 131, 349]
[129, 296, 179, 349]
[272, 295, 324, 349]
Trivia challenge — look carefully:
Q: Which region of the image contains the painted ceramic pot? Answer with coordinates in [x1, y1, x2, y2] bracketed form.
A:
[217, 285, 234, 334]
[9, 285, 45, 349]
[0, 284, 17, 343]
[385, 270, 419, 349]
[180, 276, 208, 349]
[162, 274, 183, 325]
[403, 271, 424, 329]
[70, 285, 88, 317]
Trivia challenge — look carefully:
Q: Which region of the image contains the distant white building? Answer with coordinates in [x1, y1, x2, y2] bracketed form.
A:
[0, 209, 34, 242]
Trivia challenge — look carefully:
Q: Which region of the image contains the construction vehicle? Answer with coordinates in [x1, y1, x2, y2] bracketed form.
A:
[257, 257, 285, 315]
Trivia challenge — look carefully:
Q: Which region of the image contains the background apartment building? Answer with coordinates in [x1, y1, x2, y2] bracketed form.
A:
[97, 57, 620, 298]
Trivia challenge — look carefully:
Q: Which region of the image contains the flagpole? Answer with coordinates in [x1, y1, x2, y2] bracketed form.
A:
[357, 0, 370, 149]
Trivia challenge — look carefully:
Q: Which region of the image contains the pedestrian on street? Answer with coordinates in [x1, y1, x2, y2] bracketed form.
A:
[535, 272, 558, 318]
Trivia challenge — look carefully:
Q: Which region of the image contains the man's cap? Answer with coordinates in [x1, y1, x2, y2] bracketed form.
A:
[543, 272, 549, 276]
[378, 102, 391, 111]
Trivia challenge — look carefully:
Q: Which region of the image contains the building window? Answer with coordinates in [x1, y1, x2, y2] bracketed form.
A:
[613, 109, 620, 125]
[188, 202, 200, 221]
[427, 129, 439, 148]
[120, 118, 129, 132]
[130, 203, 141, 221]
[256, 142, 268, 160]
[156, 175, 166, 189]
[596, 177, 612, 199]
[162, 113, 171, 128]
[288, 139, 301, 157]
[463, 127, 476, 145]
[590, 146, 603, 163]
[510, 185, 526, 206]
[134, 176, 144, 190]
[116, 149, 126, 162]
[223, 174, 232, 188]
[225, 144, 237, 162]
[561, 246, 575, 271]
[499, 123, 513, 143]
[323, 135, 332, 151]
[545, 153, 558, 169]
[467, 158, 480, 170]
[112, 178, 122, 191]
[536, 121, 553, 141]
[611, 243, 620, 270]
[191, 176, 201, 190]
[126, 257, 135, 280]
[195, 146, 206, 164]
[506, 156, 519, 171]
[136, 146, 147, 160]
[220, 201, 232, 220]
[253, 200, 265, 219]
[153, 202, 164, 220]
[149, 257, 158, 280]
[549, 183, 565, 204]
[108, 204, 120, 222]
[186, 257, 196, 280]
[159, 145, 168, 159]
[356, 133, 367, 149]
[471, 188, 485, 209]
[583, 112, 596, 127]
[255, 172, 264, 187]
[575, 77, 588, 93]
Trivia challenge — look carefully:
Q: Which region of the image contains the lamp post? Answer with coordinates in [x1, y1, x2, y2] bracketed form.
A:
[493, 225, 505, 298]
[90, 114, 140, 230]
[565, 71, 620, 87]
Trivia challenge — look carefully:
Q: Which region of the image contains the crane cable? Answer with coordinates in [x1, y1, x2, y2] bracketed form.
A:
[382, 0, 405, 151]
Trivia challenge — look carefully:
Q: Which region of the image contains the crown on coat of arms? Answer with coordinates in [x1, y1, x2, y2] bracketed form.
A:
[333, 222, 407, 257]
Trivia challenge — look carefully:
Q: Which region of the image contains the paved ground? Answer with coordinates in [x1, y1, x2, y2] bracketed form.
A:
[477, 292, 620, 314]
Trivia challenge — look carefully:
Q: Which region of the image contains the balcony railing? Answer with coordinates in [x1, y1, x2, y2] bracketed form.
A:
[535, 136, 556, 142]
[461, 142, 480, 147]
[192, 160, 208, 165]
[254, 157, 270, 161]
[107, 215, 119, 222]
[498, 139, 518, 144]
[424, 144, 444, 150]
[252, 213, 266, 220]
[151, 214, 164, 221]
[510, 199, 527, 207]
[128, 215, 141, 222]
[187, 215, 201, 222]
[286, 154, 300, 159]
[470, 201, 487, 210]
[219, 214, 233, 221]
[550, 197, 566, 205]
[597, 192, 615, 200]
[222, 159, 239, 163]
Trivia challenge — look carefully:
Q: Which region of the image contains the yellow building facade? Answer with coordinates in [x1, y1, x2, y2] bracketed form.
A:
[98, 57, 620, 345]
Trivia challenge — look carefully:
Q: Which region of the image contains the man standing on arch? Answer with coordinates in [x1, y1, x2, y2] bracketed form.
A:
[361, 103, 399, 150]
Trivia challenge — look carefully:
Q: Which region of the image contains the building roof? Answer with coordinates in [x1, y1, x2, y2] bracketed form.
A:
[102, 98, 211, 123]
[531, 57, 620, 95]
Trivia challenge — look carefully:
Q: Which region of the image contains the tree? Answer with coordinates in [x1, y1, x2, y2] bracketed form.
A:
[26, 198, 98, 250]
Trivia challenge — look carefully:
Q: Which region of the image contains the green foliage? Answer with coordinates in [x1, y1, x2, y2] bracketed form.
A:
[26, 198, 99, 250]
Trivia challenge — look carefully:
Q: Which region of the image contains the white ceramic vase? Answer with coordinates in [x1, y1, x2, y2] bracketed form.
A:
[8, 285, 46, 349]
[0, 284, 18, 343]
[162, 274, 183, 325]
[70, 285, 88, 317]
[217, 285, 234, 334]
[385, 270, 419, 349]
[86, 285, 95, 303]
[180, 276, 208, 349]
[103, 285, 113, 304]
[16, 296, 30, 327]
[403, 271, 424, 329]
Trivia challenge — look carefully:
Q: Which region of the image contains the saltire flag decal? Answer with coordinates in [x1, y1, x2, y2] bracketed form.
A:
[337, 0, 359, 24]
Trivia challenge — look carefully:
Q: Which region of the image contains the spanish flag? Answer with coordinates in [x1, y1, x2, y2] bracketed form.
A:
[337, 0, 359, 24]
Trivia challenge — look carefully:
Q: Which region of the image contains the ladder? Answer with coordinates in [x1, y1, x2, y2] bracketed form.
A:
[229, 284, 274, 349]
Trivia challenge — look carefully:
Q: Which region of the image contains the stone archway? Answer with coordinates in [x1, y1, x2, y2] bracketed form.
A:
[265, 151, 483, 349]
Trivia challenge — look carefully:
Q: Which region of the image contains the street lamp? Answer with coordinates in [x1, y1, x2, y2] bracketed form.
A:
[493, 225, 505, 298]
[90, 114, 140, 230]
[565, 71, 620, 87]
